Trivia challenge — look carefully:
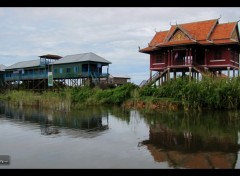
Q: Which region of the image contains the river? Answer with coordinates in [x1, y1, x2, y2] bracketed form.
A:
[0, 101, 240, 169]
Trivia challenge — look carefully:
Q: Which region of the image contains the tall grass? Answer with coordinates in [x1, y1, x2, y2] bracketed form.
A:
[71, 83, 137, 107]
[152, 77, 240, 110]
[0, 89, 72, 111]
[1, 78, 240, 111]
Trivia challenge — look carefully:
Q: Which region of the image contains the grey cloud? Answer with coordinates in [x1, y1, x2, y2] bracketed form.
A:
[0, 7, 239, 84]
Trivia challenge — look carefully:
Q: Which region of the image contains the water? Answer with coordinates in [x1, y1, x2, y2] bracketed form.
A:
[0, 101, 239, 169]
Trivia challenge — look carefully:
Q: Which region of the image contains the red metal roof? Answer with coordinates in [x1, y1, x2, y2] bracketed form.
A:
[140, 19, 239, 53]
[180, 19, 218, 41]
[139, 46, 158, 52]
[210, 22, 237, 40]
[149, 31, 168, 46]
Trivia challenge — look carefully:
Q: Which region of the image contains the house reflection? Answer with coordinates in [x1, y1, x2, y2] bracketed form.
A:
[0, 101, 109, 138]
[141, 123, 240, 169]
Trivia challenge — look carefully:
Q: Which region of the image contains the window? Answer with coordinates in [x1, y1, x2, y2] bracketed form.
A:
[155, 54, 163, 63]
[59, 68, 63, 74]
[66, 68, 71, 73]
[54, 68, 58, 74]
[74, 66, 79, 73]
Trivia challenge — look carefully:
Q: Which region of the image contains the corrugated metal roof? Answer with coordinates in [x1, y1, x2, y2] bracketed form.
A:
[0, 64, 7, 71]
[5, 59, 40, 70]
[52, 52, 112, 65]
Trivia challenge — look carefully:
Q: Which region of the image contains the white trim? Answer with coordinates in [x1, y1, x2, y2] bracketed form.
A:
[153, 63, 165, 65]
[207, 65, 237, 68]
[230, 60, 239, 64]
[209, 59, 226, 62]
[230, 38, 238, 42]
[150, 67, 165, 70]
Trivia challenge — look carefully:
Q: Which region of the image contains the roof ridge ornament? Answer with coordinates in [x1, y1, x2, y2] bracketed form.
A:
[218, 14, 222, 20]
[207, 39, 213, 43]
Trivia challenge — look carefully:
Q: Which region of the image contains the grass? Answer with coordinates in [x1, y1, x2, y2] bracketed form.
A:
[1, 77, 240, 111]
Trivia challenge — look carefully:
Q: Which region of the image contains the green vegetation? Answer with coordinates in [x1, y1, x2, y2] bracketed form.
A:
[0, 89, 71, 111]
[2, 77, 240, 111]
[0, 83, 137, 110]
[70, 83, 137, 108]
[151, 76, 240, 110]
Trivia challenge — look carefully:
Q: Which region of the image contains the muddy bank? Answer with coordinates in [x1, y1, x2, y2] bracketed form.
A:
[122, 99, 183, 112]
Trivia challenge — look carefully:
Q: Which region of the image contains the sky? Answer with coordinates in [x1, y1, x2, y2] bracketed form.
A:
[0, 7, 240, 85]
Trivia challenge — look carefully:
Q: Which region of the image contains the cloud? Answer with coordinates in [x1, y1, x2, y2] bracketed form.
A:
[0, 7, 239, 84]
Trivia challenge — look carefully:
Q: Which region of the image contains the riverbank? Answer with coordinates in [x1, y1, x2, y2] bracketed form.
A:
[1, 77, 240, 112]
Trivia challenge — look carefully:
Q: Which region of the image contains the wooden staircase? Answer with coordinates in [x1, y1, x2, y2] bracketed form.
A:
[91, 73, 100, 85]
[139, 68, 168, 87]
[193, 64, 228, 78]
[192, 65, 211, 77]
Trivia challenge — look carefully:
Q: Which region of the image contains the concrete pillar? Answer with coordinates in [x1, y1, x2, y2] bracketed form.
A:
[150, 70, 152, 81]
[192, 71, 195, 80]
[233, 69, 235, 78]
[197, 72, 199, 81]
[189, 67, 192, 81]
[227, 67, 230, 78]
[167, 68, 170, 81]
[182, 71, 186, 78]
[159, 71, 161, 86]
[174, 70, 176, 79]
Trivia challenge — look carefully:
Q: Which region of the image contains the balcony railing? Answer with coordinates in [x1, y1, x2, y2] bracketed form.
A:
[5, 72, 109, 81]
[5, 73, 48, 81]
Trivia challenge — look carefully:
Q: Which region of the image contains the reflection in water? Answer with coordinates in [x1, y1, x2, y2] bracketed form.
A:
[0, 101, 240, 168]
[0, 101, 109, 138]
[140, 111, 240, 169]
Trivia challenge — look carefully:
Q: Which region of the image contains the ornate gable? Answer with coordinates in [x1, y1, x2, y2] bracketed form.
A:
[169, 29, 190, 42]
[231, 28, 239, 41]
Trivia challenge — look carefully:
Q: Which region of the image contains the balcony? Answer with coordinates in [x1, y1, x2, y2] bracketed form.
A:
[5, 73, 48, 81]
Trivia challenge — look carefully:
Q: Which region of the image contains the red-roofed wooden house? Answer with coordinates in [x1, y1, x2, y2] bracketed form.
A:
[139, 19, 240, 87]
